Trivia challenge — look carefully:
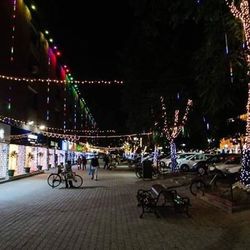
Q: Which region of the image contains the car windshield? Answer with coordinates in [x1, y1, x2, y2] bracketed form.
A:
[207, 155, 226, 163]
[178, 153, 194, 159]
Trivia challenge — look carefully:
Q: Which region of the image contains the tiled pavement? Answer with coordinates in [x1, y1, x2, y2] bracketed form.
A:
[0, 165, 250, 250]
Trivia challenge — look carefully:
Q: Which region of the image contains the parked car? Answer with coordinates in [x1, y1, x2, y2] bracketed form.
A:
[193, 154, 241, 175]
[159, 152, 197, 168]
[178, 153, 211, 172]
[212, 154, 241, 173]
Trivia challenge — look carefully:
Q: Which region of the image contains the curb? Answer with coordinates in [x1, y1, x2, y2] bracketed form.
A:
[0, 170, 45, 184]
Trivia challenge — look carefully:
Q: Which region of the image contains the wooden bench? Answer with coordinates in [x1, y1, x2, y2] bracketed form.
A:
[136, 184, 191, 218]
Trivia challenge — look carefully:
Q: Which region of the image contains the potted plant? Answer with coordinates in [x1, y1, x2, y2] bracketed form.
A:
[25, 152, 34, 173]
[8, 150, 17, 177]
[37, 152, 43, 170]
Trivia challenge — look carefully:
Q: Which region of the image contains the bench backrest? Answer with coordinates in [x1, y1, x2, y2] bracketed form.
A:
[151, 184, 166, 196]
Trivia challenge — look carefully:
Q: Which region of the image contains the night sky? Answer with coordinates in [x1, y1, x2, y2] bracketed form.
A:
[37, 1, 134, 131]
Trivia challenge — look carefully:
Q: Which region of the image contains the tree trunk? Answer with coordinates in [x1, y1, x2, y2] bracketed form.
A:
[170, 140, 178, 172]
[241, 83, 250, 186]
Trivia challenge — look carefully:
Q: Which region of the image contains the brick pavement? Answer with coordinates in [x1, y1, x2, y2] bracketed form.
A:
[0, 165, 250, 250]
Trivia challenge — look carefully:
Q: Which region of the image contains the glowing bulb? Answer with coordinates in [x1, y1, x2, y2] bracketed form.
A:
[31, 4, 36, 11]
[39, 125, 46, 130]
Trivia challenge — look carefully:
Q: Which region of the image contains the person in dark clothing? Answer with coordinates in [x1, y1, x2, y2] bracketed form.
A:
[64, 160, 74, 188]
[103, 154, 110, 169]
[81, 155, 87, 170]
[90, 155, 99, 180]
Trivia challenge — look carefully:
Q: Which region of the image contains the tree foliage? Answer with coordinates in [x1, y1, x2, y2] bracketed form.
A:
[120, 0, 248, 148]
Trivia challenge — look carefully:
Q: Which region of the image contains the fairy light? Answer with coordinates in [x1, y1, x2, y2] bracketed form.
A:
[63, 85, 67, 130]
[0, 114, 114, 134]
[10, 0, 17, 62]
[225, 33, 229, 55]
[41, 131, 152, 140]
[8, 0, 17, 113]
[8, 86, 12, 111]
[224, 32, 234, 83]
[46, 57, 51, 121]
[226, 0, 250, 186]
[0, 74, 124, 85]
[74, 100, 77, 129]
[160, 96, 192, 172]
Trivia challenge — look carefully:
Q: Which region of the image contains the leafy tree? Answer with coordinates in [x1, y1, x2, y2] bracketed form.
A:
[120, 0, 248, 148]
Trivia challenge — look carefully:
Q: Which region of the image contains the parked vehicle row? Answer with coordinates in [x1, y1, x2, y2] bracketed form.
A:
[159, 153, 242, 174]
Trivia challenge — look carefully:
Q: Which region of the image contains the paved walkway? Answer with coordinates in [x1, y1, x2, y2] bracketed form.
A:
[0, 165, 250, 250]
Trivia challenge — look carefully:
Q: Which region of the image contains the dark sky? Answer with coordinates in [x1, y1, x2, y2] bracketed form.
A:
[36, 0, 134, 131]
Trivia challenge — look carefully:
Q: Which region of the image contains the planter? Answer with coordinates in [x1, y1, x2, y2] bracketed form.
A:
[24, 167, 31, 174]
[37, 165, 43, 171]
[8, 169, 15, 177]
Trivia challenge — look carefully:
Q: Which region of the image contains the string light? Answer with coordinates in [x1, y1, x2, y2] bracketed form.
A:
[74, 93, 77, 130]
[224, 32, 234, 83]
[226, 0, 250, 186]
[10, 0, 17, 62]
[63, 84, 67, 130]
[47, 57, 51, 121]
[160, 96, 192, 172]
[0, 74, 124, 85]
[41, 131, 152, 139]
[160, 97, 192, 140]
[0, 114, 115, 134]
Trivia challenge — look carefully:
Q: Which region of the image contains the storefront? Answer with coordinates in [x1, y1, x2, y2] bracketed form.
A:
[0, 123, 10, 178]
[37, 147, 47, 170]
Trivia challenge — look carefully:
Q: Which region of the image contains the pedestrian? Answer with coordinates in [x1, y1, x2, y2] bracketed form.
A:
[90, 154, 99, 180]
[77, 156, 82, 170]
[103, 154, 110, 169]
[81, 155, 87, 170]
[64, 160, 74, 188]
[57, 162, 64, 174]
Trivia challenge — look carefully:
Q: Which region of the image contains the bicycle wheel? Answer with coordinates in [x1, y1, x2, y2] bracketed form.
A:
[190, 180, 205, 196]
[72, 174, 83, 188]
[47, 174, 61, 188]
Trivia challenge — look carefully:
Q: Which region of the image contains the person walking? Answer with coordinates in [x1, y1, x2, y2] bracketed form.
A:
[81, 155, 87, 170]
[90, 154, 99, 180]
[77, 156, 82, 170]
[103, 154, 110, 169]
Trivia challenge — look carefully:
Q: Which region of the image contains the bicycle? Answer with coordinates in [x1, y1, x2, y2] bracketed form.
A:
[47, 171, 83, 188]
[189, 167, 240, 196]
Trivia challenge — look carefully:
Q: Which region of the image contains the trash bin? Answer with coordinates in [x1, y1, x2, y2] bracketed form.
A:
[143, 160, 153, 179]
